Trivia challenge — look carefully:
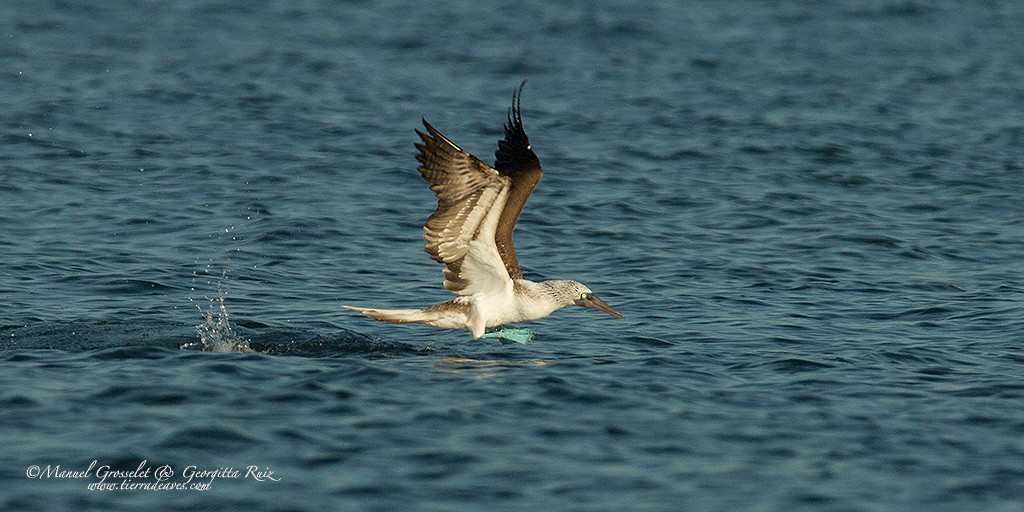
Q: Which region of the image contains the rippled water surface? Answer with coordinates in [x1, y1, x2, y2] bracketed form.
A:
[3, 1, 1024, 510]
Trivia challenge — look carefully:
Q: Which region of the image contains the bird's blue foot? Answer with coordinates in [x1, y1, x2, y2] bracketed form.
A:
[482, 327, 534, 344]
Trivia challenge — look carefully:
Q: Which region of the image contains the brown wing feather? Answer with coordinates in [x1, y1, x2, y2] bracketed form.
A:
[416, 119, 511, 293]
[492, 81, 543, 279]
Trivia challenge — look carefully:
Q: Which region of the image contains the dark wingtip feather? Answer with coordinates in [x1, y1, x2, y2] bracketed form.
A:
[495, 80, 540, 175]
[507, 80, 526, 137]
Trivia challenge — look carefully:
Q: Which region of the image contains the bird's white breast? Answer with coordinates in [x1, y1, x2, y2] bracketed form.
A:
[474, 279, 562, 327]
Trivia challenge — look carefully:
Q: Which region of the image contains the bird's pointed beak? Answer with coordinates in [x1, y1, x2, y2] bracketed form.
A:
[575, 294, 625, 319]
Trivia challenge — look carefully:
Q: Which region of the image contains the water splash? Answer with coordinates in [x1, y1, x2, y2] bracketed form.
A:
[193, 292, 252, 353]
[183, 273, 252, 353]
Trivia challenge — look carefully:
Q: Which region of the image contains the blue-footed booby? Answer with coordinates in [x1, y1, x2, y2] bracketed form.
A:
[345, 82, 623, 340]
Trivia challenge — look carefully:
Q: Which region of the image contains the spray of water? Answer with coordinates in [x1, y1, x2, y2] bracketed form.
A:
[183, 271, 253, 353]
[185, 214, 262, 353]
[194, 292, 252, 353]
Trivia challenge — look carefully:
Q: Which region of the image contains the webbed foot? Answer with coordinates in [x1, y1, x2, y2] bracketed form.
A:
[482, 327, 534, 345]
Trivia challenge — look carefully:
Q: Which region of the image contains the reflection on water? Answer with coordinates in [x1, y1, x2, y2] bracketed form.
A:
[435, 356, 551, 378]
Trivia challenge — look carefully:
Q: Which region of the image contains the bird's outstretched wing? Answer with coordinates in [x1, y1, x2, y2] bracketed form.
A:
[416, 119, 512, 296]
[493, 81, 542, 280]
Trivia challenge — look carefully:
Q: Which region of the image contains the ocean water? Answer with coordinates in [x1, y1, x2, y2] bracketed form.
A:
[2, 0, 1023, 510]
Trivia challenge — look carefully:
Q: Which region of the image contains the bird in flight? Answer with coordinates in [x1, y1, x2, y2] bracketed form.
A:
[345, 82, 623, 341]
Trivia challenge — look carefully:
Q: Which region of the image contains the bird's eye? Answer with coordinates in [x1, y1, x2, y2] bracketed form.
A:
[579, 293, 589, 300]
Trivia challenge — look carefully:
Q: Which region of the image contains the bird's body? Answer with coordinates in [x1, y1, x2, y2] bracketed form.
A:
[347, 279, 594, 339]
[345, 83, 623, 340]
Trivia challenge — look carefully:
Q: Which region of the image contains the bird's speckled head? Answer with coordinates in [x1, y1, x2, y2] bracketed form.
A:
[541, 280, 624, 318]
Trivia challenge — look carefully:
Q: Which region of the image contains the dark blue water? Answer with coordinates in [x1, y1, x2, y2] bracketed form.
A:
[3, 1, 1024, 510]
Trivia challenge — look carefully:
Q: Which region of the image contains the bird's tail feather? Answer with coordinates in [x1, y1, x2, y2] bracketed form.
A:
[344, 302, 468, 331]
[342, 305, 430, 324]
